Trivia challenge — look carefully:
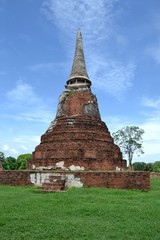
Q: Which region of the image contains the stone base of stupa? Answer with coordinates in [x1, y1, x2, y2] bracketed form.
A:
[29, 118, 126, 171]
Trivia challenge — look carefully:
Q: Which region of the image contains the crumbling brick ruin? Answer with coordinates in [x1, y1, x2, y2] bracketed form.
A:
[0, 30, 150, 191]
[0, 170, 150, 191]
[29, 29, 126, 171]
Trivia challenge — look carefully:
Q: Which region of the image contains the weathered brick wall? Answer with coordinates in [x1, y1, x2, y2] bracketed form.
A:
[78, 171, 150, 190]
[0, 170, 150, 190]
[0, 170, 32, 186]
[30, 90, 126, 171]
[29, 158, 126, 171]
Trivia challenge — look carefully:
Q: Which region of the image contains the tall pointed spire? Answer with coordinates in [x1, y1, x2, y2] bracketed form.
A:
[66, 29, 91, 89]
[70, 28, 89, 79]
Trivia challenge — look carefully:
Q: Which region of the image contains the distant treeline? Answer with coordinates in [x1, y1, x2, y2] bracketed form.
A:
[133, 161, 160, 172]
[0, 152, 31, 170]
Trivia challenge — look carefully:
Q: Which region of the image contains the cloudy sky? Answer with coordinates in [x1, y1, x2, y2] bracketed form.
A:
[1, 0, 160, 163]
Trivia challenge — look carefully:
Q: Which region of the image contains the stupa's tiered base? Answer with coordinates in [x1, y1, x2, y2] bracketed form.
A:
[29, 115, 126, 171]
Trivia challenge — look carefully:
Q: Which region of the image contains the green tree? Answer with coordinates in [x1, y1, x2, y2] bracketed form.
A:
[112, 126, 144, 169]
[152, 161, 160, 173]
[133, 162, 146, 171]
[145, 163, 153, 172]
[0, 151, 5, 169]
[16, 154, 32, 170]
[2, 156, 16, 170]
[0, 151, 5, 159]
[133, 162, 153, 171]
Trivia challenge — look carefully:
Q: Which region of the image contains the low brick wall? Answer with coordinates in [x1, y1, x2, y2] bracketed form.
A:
[78, 171, 150, 190]
[0, 170, 32, 186]
[0, 170, 150, 190]
[150, 173, 160, 178]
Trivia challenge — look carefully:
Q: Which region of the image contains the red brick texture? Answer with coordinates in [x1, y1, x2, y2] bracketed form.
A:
[0, 171, 32, 186]
[78, 171, 150, 190]
[41, 175, 66, 192]
[0, 170, 150, 190]
[29, 90, 126, 171]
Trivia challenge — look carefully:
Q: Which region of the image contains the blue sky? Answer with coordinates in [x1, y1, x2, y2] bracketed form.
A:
[1, 0, 160, 163]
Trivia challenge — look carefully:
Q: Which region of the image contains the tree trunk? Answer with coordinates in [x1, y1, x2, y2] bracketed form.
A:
[128, 153, 133, 171]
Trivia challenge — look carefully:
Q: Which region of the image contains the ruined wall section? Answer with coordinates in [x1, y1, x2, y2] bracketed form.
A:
[49, 90, 101, 131]
[0, 170, 150, 190]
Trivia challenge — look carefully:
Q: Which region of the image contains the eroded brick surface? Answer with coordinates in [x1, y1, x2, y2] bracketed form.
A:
[0, 171, 150, 190]
[0, 30, 150, 191]
[29, 90, 126, 171]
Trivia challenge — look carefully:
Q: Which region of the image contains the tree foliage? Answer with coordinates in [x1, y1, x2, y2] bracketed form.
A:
[145, 163, 154, 172]
[112, 126, 144, 168]
[152, 161, 160, 173]
[2, 156, 16, 170]
[16, 154, 32, 170]
[133, 162, 153, 171]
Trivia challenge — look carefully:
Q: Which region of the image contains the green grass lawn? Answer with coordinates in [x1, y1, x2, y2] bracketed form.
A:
[0, 178, 160, 240]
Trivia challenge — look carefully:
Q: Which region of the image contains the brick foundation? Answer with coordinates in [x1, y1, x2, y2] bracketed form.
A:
[0, 170, 150, 190]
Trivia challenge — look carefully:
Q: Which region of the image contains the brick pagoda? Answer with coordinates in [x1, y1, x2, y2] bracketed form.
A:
[29, 29, 126, 171]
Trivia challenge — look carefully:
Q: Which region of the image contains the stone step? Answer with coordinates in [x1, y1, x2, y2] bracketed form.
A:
[41, 176, 66, 192]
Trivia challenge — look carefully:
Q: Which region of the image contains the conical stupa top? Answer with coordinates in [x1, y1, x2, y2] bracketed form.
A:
[68, 29, 90, 81]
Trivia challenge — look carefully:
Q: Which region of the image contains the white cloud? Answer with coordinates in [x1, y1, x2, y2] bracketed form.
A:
[103, 115, 132, 133]
[6, 81, 55, 123]
[19, 145, 29, 151]
[141, 121, 160, 156]
[1, 81, 55, 158]
[15, 108, 54, 123]
[1, 144, 19, 157]
[89, 57, 135, 99]
[13, 135, 40, 144]
[138, 97, 160, 160]
[7, 81, 39, 104]
[10, 148, 19, 156]
[42, 0, 116, 42]
[103, 109, 160, 163]
[142, 96, 160, 109]
[2, 144, 10, 151]
[1, 136, 40, 158]
[42, 0, 134, 99]
[3, 108, 54, 124]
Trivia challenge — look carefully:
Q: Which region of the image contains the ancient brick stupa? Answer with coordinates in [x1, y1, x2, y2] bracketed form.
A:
[29, 29, 126, 171]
